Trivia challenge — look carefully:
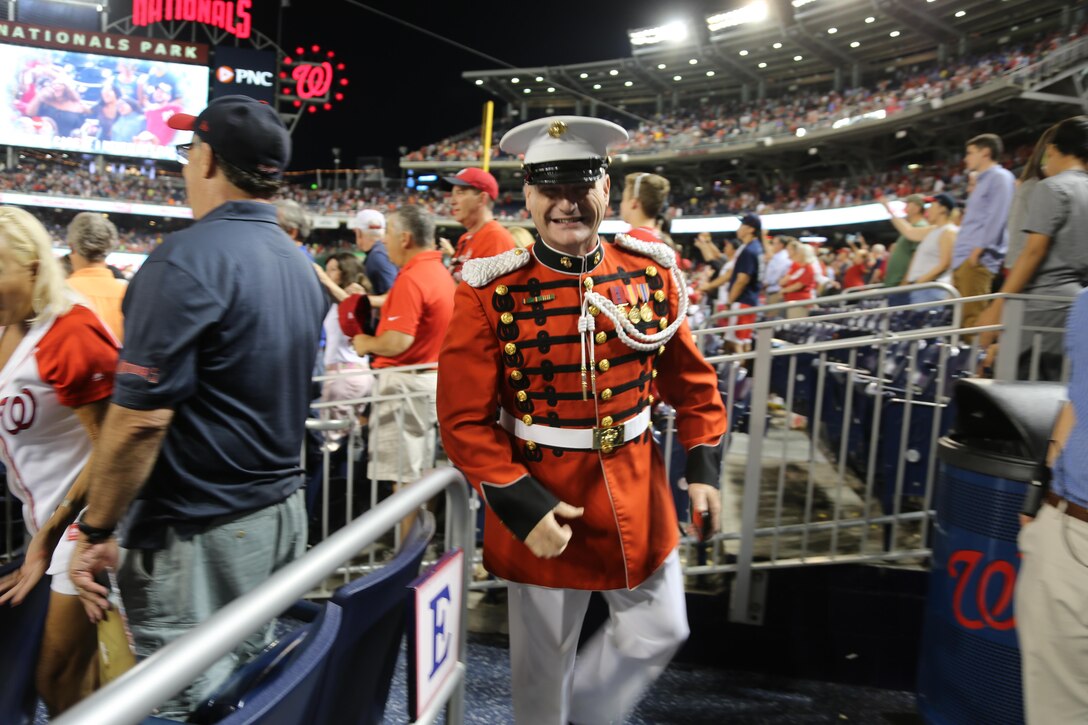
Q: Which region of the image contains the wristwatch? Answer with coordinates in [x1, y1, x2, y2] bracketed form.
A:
[77, 521, 116, 544]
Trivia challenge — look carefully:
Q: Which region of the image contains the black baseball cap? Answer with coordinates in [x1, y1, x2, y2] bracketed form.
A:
[925, 193, 958, 212]
[738, 212, 762, 232]
[167, 95, 290, 179]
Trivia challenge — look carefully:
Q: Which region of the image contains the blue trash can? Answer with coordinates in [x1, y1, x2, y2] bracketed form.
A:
[917, 380, 1065, 725]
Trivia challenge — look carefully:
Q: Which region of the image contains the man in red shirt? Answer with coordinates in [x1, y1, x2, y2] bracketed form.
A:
[442, 167, 516, 281]
[350, 205, 455, 488]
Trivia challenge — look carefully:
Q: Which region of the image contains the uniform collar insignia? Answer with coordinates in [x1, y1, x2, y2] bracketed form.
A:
[533, 237, 605, 275]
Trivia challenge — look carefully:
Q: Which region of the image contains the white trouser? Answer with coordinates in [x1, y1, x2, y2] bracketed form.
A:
[506, 549, 689, 725]
[1016, 503, 1088, 723]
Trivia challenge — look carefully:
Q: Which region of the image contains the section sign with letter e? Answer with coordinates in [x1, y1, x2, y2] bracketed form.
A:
[212, 46, 276, 103]
[407, 547, 464, 720]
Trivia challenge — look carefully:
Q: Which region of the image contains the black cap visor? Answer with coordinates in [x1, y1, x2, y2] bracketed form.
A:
[523, 158, 608, 186]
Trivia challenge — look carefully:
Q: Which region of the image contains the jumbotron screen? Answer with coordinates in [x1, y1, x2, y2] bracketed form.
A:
[0, 43, 209, 161]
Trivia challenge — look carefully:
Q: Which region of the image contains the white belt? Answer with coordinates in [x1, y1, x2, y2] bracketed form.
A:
[499, 406, 652, 451]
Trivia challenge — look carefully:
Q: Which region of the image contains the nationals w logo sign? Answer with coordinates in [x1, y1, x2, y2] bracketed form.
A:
[0, 387, 37, 435]
[947, 549, 1017, 631]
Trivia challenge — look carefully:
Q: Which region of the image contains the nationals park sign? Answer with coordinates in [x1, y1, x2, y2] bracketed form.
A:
[133, 0, 253, 40]
[0, 20, 207, 64]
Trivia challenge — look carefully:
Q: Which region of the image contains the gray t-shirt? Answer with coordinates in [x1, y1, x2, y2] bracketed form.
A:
[1005, 177, 1038, 269]
[1020, 168, 1088, 358]
[1023, 168, 1088, 297]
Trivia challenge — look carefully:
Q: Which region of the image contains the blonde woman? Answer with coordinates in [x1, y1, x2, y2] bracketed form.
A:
[0, 206, 118, 714]
[780, 240, 818, 318]
[507, 225, 536, 249]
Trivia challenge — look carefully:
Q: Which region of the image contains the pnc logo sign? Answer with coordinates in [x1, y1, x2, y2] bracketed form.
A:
[216, 65, 273, 87]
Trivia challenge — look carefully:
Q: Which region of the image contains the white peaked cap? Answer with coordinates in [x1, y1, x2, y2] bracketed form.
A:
[500, 116, 628, 164]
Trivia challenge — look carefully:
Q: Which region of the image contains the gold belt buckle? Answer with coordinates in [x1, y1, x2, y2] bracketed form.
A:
[592, 423, 625, 454]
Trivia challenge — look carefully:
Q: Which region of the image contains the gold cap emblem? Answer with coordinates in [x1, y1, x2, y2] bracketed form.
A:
[548, 120, 568, 138]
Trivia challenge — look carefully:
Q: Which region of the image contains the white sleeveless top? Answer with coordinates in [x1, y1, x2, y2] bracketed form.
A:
[906, 223, 959, 284]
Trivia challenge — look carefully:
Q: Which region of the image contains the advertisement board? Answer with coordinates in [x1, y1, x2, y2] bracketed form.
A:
[0, 43, 209, 161]
[212, 46, 275, 103]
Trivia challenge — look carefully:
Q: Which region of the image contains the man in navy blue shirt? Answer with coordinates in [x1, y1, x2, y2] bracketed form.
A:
[724, 213, 764, 353]
[354, 208, 398, 301]
[69, 96, 327, 717]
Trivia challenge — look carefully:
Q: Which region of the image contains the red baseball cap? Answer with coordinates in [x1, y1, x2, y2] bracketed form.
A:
[441, 168, 499, 201]
[337, 294, 374, 337]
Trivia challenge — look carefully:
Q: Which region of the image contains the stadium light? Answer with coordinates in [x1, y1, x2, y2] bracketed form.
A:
[791, 0, 817, 6]
[827, 27, 837, 34]
[628, 20, 689, 46]
[511, 77, 520, 83]
[955, 10, 966, 17]
[889, 30, 901, 37]
[593, 83, 602, 89]
[673, 75, 683, 81]
[535, 76, 544, 82]
[706, 1, 769, 32]
[796, 128, 807, 137]
[609, 69, 619, 76]
[624, 81, 633, 87]
[758, 62, 767, 68]
[739, 49, 749, 56]
[475, 79, 484, 85]
[850, 41, 861, 48]
[580, 73, 589, 78]
[793, 55, 803, 61]
[706, 70, 716, 77]
[865, 16, 875, 23]
[657, 63, 667, 69]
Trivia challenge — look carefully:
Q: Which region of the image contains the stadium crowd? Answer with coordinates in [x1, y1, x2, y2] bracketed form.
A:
[403, 28, 1083, 163]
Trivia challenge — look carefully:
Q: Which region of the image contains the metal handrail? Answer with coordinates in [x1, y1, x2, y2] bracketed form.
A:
[54, 468, 474, 725]
[702, 281, 961, 326]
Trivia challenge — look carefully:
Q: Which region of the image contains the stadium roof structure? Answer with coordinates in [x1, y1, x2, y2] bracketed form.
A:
[463, 0, 1077, 112]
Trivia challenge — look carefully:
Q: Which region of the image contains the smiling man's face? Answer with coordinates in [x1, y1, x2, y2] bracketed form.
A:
[524, 176, 611, 253]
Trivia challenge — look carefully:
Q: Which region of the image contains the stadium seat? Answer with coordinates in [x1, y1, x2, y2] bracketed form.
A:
[310, 509, 437, 725]
[186, 627, 311, 724]
[143, 602, 343, 725]
[0, 556, 50, 725]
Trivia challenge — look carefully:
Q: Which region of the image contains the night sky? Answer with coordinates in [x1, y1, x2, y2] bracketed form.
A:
[257, 0, 721, 171]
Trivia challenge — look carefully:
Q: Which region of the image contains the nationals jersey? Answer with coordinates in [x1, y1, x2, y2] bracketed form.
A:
[1, 304, 117, 533]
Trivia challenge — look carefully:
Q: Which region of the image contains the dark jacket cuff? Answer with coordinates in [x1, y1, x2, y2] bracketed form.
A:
[482, 475, 559, 541]
[686, 440, 723, 486]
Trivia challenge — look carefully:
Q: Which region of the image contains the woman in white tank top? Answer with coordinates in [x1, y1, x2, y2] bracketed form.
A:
[905, 195, 960, 304]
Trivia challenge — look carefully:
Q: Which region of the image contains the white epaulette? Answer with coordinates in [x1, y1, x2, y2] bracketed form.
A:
[612, 233, 678, 270]
[462, 247, 532, 288]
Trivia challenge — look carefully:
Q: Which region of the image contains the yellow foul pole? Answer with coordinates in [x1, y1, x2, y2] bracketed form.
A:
[482, 101, 495, 173]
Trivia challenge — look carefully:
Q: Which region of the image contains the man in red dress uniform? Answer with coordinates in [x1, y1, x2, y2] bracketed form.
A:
[437, 116, 727, 724]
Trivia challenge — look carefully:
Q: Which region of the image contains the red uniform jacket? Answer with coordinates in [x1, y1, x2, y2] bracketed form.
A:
[437, 235, 726, 590]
